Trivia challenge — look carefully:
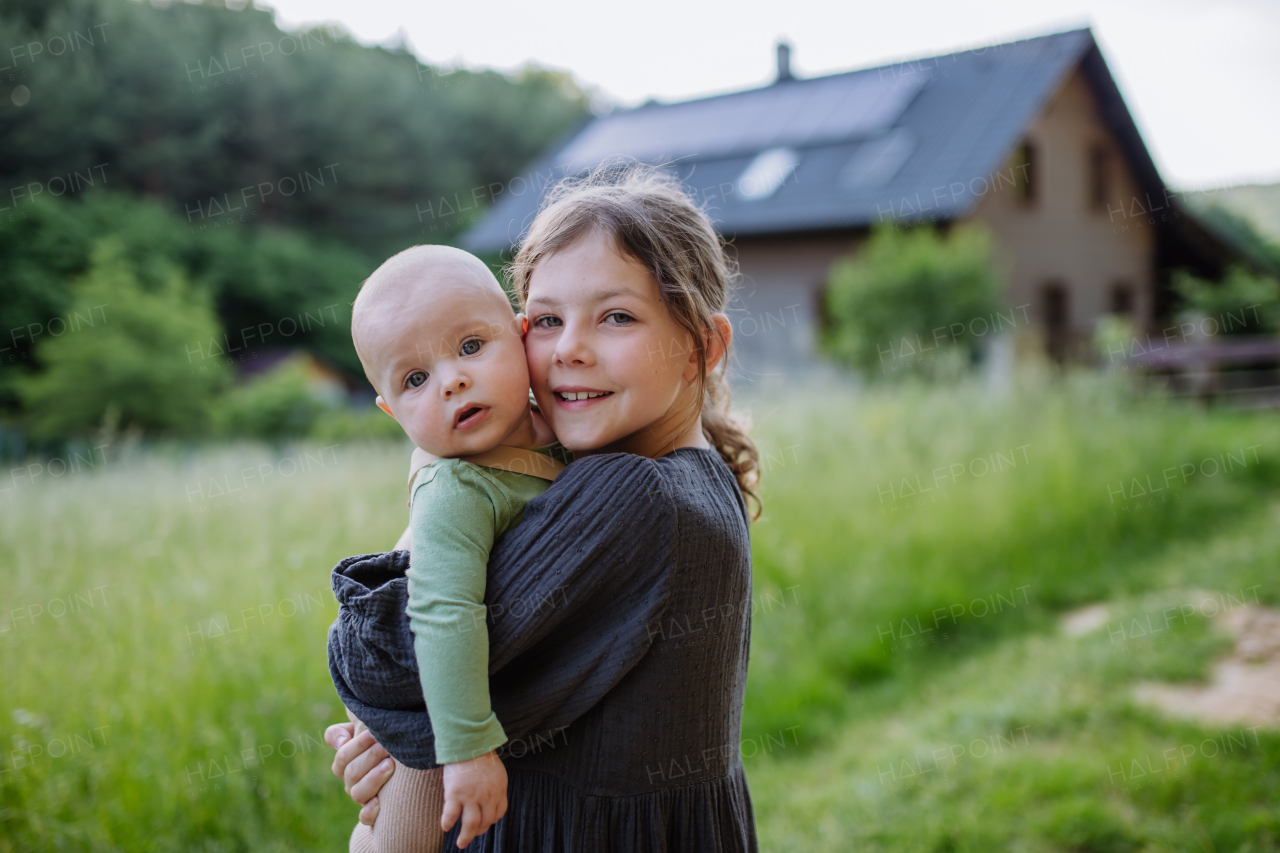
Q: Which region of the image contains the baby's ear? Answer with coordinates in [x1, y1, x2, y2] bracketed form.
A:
[516, 313, 529, 337]
[376, 396, 395, 419]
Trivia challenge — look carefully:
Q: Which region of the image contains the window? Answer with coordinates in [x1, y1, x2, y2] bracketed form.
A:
[737, 148, 800, 201]
[1110, 281, 1134, 315]
[1088, 144, 1109, 212]
[1011, 140, 1037, 206]
[1041, 282, 1069, 362]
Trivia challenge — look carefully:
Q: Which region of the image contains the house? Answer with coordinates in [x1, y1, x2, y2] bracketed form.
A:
[462, 27, 1244, 374]
[238, 348, 357, 404]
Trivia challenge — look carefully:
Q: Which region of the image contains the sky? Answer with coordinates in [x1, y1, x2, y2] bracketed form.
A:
[260, 0, 1280, 190]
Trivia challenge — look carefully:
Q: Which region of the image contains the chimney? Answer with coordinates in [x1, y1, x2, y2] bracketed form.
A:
[775, 41, 793, 83]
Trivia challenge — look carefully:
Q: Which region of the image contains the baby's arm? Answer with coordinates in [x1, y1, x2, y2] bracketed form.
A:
[441, 752, 506, 849]
[406, 466, 509, 847]
[396, 406, 558, 556]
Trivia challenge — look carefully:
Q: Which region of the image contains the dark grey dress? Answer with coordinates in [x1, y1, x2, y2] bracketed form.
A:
[328, 448, 757, 852]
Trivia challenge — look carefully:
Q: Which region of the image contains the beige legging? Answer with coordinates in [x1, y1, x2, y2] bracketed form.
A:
[348, 712, 445, 853]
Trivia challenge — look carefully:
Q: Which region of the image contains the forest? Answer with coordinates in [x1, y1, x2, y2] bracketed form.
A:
[0, 0, 587, 443]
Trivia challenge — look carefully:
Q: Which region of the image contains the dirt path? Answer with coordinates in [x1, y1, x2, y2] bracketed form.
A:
[1133, 604, 1280, 727]
[1063, 596, 1280, 728]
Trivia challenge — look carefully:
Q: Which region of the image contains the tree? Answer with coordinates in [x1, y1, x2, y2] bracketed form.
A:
[0, 192, 370, 398]
[18, 240, 230, 438]
[1173, 266, 1280, 337]
[0, 0, 593, 439]
[1192, 206, 1280, 275]
[822, 224, 1005, 375]
[0, 0, 589, 260]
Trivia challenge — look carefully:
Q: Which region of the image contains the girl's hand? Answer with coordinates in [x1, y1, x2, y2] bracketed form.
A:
[442, 750, 508, 848]
[325, 721, 396, 825]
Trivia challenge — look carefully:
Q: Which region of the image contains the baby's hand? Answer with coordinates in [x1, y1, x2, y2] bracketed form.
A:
[441, 750, 508, 848]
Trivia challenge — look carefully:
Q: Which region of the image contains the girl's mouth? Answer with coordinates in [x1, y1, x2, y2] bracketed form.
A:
[454, 405, 490, 430]
[553, 389, 613, 409]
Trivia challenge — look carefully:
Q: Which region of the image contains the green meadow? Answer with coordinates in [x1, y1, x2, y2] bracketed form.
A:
[2, 376, 1278, 851]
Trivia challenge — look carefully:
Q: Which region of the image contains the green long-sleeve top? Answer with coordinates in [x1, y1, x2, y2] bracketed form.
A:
[406, 456, 555, 764]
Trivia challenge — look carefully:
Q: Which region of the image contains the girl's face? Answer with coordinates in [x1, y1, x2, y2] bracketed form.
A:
[523, 230, 723, 458]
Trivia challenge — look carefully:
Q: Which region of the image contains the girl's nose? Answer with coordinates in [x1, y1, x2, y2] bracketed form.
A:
[553, 323, 594, 367]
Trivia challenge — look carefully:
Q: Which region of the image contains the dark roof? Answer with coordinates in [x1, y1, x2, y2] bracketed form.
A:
[465, 27, 1169, 253]
[237, 347, 358, 389]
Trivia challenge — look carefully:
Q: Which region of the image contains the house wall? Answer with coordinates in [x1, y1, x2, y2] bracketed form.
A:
[728, 231, 860, 376]
[727, 64, 1161, 373]
[971, 65, 1157, 353]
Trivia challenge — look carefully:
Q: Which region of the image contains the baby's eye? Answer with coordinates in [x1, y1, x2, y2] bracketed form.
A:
[460, 339, 482, 356]
[406, 371, 428, 388]
[532, 315, 562, 329]
[605, 311, 636, 324]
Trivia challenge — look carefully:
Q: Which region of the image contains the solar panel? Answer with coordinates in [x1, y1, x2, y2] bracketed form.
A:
[463, 29, 1101, 251]
[840, 129, 916, 189]
[554, 69, 928, 168]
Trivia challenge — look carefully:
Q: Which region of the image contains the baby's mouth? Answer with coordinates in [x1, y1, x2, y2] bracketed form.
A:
[455, 405, 487, 428]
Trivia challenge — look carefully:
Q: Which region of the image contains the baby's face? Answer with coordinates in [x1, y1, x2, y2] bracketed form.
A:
[363, 277, 531, 458]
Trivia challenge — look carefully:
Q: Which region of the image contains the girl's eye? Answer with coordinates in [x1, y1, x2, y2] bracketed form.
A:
[532, 315, 562, 329]
[407, 371, 428, 388]
[606, 311, 636, 324]
[460, 339, 482, 356]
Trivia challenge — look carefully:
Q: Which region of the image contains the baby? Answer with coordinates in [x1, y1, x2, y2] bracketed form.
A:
[347, 244, 561, 852]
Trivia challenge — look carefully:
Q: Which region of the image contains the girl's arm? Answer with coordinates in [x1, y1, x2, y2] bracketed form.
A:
[331, 453, 677, 803]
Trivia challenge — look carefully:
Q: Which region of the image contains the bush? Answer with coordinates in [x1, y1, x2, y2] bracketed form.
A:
[309, 405, 409, 443]
[1173, 266, 1280, 336]
[0, 192, 372, 386]
[18, 240, 229, 439]
[216, 355, 337, 441]
[0, 192, 380, 438]
[215, 355, 406, 443]
[822, 224, 1005, 375]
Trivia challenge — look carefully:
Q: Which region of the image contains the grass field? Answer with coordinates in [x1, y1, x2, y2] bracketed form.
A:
[2, 375, 1278, 851]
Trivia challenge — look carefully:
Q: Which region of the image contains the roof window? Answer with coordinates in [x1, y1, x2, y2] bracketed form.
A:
[737, 147, 800, 201]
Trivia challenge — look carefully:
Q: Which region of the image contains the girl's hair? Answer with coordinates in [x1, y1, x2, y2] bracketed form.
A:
[508, 164, 761, 518]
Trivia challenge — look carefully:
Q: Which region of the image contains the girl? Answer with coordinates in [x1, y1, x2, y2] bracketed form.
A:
[327, 166, 761, 851]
